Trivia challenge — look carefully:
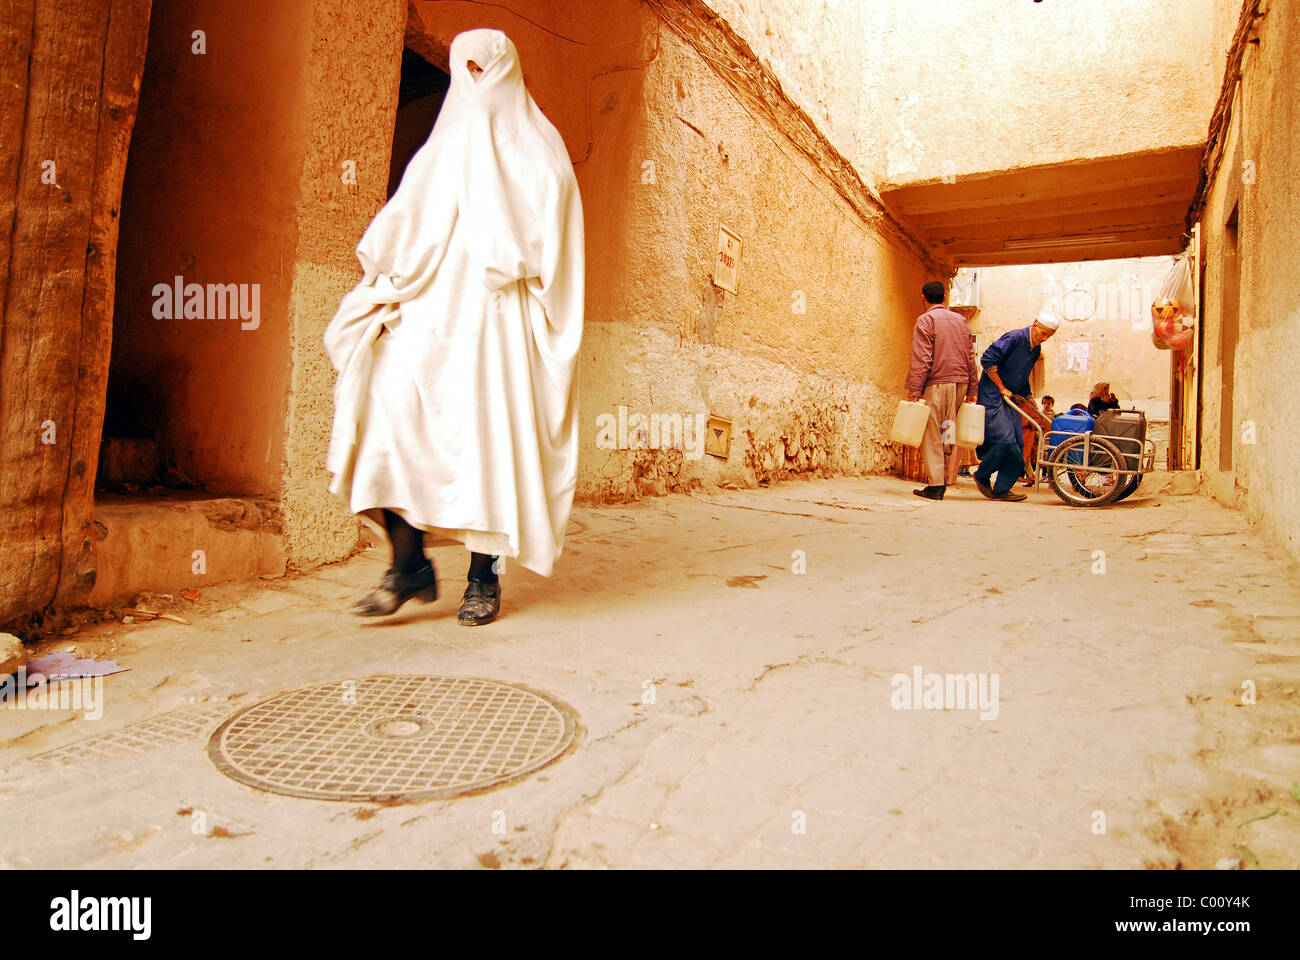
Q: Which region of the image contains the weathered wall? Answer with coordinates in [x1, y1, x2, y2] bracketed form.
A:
[709, 0, 1227, 188]
[963, 257, 1176, 420]
[1197, 0, 1299, 559]
[0, 0, 152, 624]
[575, 19, 927, 498]
[279, 0, 407, 569]
[109, 1, 313, 497]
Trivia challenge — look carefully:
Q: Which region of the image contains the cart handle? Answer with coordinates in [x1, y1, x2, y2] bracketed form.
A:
[1002, 395, 1045, 442]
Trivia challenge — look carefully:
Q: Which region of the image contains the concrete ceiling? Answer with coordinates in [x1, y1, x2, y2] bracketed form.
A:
[880, 145, 1202, 267]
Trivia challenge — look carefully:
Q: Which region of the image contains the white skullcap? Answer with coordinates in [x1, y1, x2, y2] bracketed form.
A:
[1034, 311, 1061, 330]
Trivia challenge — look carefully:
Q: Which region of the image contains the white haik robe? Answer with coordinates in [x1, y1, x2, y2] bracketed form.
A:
[324, 29, 584, 577]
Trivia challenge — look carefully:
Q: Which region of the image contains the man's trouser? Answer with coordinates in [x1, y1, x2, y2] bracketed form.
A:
[920, 382, 963, 487]
[973, 442, 1024, 495]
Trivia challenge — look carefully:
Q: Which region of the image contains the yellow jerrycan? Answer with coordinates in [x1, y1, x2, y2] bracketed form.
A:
[955, 402, 985, 449]
[890, 400, 930, 447]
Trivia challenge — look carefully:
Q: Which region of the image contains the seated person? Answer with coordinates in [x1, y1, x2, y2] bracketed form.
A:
[1088, 381, 1121, 417]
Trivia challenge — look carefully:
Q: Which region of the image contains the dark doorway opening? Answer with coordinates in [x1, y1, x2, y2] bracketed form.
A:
[1218, 203, 1240, 472]
[388, 49, 451, 199]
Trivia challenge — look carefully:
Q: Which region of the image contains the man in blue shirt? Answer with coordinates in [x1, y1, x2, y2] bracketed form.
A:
[973, 312, 1061, 501]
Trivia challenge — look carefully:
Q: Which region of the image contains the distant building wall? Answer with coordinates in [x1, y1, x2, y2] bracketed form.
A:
[962, 257, 1176, 421]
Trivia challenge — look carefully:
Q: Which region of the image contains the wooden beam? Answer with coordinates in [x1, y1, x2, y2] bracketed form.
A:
[882, 146, 1202, 217]
[926, 202, 1191, 248]
[906, 183, 1194, 232]
[952, 237, 1186, 267]
[0, 0, 153, 625]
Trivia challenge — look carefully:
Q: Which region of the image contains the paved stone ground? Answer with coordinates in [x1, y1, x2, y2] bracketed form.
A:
[2, 476, 1298, 869]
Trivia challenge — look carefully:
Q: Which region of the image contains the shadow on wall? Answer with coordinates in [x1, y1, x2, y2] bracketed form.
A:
[104, 0, 312, 499]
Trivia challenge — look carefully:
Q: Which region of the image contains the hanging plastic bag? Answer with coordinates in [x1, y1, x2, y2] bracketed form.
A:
[1151, 257, 1195, 351]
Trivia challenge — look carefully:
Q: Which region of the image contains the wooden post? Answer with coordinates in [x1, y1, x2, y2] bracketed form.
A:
[0, 1, 153, 624]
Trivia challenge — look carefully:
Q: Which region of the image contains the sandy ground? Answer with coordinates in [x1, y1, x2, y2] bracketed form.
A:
[2, 476, 1298, 869]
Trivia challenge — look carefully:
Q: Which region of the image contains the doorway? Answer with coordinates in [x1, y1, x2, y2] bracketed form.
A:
[388, 49, 451, 199]
[101, 1, 306, 500]
[1218, 203, 1240, 472]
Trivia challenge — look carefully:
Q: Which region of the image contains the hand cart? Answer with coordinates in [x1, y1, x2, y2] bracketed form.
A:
[1003, 397, 1156, 507]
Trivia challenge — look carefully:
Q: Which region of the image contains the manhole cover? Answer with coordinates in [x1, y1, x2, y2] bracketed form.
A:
[206, 676, 577, 802]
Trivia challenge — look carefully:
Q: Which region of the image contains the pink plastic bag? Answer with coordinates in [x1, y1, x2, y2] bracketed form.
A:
[1151, 257, 1195, 351]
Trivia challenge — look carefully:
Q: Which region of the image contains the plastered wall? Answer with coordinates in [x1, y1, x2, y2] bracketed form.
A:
[278, 0, 407, 569]
[574, 25, 928, 499]
[1197, 0, 1299, 559]
[709, 0, 1226, 188]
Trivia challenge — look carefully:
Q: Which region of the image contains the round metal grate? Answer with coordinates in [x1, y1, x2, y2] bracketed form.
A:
[206, 676, 577, 802]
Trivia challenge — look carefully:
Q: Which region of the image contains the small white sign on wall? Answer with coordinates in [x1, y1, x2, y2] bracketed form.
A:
[714, 224, 743, 294]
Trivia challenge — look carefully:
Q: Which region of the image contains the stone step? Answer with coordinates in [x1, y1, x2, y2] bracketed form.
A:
[89, 495, 285, 607]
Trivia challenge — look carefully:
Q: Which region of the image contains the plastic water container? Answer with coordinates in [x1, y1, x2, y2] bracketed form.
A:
[1048, 409, 1094, 451]
[1048, 409, 1095, 465]
[1094, 408, 1147, 471]
[890, 400, 930, 447]
[955, 402, 984, 449]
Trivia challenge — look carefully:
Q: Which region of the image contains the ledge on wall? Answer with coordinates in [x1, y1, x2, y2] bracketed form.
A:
[90, 495, 285, 608]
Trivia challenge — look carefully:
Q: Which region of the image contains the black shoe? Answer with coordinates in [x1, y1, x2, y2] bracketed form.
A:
[991, 489, 1028, 502]
[913, 485, 945, 501]
[974, 477, 996, 500]
[458, 579, 501, 626]
[351, 563, 438, 617]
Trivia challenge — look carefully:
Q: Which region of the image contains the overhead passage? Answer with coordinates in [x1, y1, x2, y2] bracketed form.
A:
[881, 145, 1202, 266]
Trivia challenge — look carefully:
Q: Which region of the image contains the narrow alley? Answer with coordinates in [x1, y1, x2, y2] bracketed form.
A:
[1, 0, 1297, 912]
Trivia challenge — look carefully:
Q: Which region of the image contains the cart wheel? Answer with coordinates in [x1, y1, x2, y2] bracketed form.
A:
[1047, 435, 1127, 507]
[1114, 473, 1142, 503]
[1070, 464, 1143, 501]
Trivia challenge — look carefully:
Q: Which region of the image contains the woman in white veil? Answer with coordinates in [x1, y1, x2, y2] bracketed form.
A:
[324, 29, 585, 626]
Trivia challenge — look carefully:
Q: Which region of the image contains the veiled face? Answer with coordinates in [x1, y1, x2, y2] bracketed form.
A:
[449, 29, 520, 95]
